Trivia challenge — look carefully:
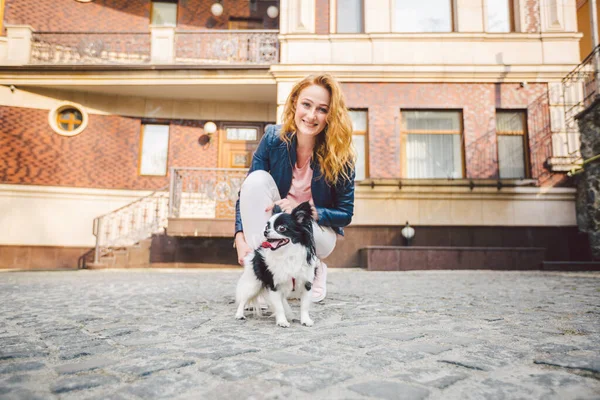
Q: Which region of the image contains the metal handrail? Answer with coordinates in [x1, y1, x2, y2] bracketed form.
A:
[92, 186, 169, 264]
[168, 167, 248, 219]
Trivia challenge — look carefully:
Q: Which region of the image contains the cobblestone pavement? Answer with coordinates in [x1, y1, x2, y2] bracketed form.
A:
[0, 269, 599, 400]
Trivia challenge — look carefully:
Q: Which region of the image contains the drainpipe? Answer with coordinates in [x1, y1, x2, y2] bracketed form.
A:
[590, 0, 600, 93]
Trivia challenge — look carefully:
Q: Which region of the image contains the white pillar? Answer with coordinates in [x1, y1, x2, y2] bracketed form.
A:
[276, 81, 296, 123]
[455, 0, 484, 32]
[150, 25, 175, 64]
[6, 25, 33, 65]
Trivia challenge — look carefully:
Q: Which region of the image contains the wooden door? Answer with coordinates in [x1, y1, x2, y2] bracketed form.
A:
[218, 124, 262, 169]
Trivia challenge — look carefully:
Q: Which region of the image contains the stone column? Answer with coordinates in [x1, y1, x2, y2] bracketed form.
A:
[455, 0, 484, 32]
[276, 81, 296, 124]
[150, 25, 175, 64]
[575, 101, 600, 260]
[5, 25, 33, 65]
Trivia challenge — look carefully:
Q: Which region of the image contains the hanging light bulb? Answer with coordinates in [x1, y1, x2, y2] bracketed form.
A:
[211, 2, 224, 17]
[267, 5, 279, 18]
[203, 121, 217, 134]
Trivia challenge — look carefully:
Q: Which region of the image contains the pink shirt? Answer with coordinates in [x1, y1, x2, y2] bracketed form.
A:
[286, 159, 313, 204]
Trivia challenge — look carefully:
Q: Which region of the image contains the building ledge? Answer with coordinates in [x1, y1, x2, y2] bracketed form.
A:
[546, 156, 583, 172]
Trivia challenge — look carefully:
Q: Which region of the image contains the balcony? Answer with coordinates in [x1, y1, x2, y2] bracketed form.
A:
[1, 25, 279, 66]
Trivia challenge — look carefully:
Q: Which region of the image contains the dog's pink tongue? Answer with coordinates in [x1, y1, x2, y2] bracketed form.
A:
[261, 241, 272, 249]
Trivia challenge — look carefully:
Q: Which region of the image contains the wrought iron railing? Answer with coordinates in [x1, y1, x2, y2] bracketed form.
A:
[31, 32, 152, 65]
[562, 45, 600, 132]
[169, 167, 248, 219]
[93, 187, 169, 264]
[174, 30, 279, 65]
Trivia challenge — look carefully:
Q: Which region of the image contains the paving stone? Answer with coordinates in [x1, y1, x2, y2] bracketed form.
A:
[0, 362, 45, 374]
[114, 358, 196, 377]
[121, 372, 207, 399]
[51, 374, 120, 394]
[270, 366, 352, 392]
[534, 355, 600, 373]
[0, 270, 599, 399]
[208, 360, 271, 381]
[366, 348, 425, 363]
[55, 357, 118, 374]
[395, 368, 469, 389]
[260, 351, 320, 365]
[0, 351, 49, 360]
[348, 381, 430, 400]
[186, 346, 260, 360]
[403, 343, 452, 355]
[378, 332, 425, 342]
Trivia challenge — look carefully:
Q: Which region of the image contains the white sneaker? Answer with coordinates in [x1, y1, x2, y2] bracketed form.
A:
[312, 261, 327, 302]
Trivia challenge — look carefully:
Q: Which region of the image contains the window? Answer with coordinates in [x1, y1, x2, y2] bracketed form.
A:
[393, 0, 453, 32]
[151, 0, 177, 26]
[486, 0, 513, 32]
[349, 110, 368, 180]
[496, 110, 528, 179]
[337, 0, 363, 33]
[225, 127, 259, 141]
[57, 108, 83, 132]
[48, 102, 89, 137]
[140, 124, 170, 176]
[401, 110, 463, 179]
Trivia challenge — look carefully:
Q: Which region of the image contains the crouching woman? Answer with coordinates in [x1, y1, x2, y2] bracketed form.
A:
[234, 73, 356, 302]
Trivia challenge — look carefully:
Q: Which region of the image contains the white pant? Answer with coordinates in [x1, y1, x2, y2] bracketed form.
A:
[239, 170, 337, 258]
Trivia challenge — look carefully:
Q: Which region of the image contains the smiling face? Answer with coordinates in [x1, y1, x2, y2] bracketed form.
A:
[294, 84, 330, 138]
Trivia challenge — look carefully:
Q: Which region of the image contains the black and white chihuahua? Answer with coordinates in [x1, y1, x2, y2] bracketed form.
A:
[235, 201, 318, 327]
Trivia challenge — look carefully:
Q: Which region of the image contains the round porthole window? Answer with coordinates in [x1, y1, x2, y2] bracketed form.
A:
[49, 102, 89, 137]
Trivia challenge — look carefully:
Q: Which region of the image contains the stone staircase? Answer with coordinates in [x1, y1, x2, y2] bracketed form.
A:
[88, 238, 153, 269]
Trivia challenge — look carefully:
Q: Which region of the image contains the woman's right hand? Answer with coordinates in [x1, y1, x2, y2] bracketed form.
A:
[235, 232, 252, 266]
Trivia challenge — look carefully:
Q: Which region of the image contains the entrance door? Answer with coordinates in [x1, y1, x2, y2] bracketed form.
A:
[218, 124, 262, 169]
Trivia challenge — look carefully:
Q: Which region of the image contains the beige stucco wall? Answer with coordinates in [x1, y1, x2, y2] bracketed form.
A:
[353, 184, 577, 226]
[0, 183, 576, 247]
[0, 184, 155, 247]
[279, 33, 581, 66]
[0, 86, 277, 122]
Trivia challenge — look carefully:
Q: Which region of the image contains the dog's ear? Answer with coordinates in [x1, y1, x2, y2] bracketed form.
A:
[291, 201, 312, 224]
[272, 204, 283, 214]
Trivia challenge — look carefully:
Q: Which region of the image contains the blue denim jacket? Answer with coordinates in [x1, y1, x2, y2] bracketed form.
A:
[234, 124, 355, 237]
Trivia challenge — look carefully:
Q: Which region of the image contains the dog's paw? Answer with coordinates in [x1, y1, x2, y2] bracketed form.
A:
[235, 314, 246, 320]
[301, 318, 314, 327]
[276, 319, 291, 328]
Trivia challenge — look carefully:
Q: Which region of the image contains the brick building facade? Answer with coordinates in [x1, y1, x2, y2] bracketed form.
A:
[0, 0, 591, 269]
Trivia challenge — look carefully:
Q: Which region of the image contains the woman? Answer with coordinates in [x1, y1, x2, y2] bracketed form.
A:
[234, 73, 356, 302]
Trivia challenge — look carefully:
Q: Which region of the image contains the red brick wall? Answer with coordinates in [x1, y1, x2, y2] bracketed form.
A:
[4, 0, 279, 32]
[178, 0, 279, 30]
[0, 106, 233, 190]
[315, 0, 330, 34]
[524, 0, 541, 32]
[342, 82, 558, 186]
[5, 0, 151, 32]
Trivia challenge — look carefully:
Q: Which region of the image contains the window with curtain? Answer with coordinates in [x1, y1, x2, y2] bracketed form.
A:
[496, 110, 528, 179]
[401, 110, 463, 179]
[487, 0, 512, 32]
[393, 0, 453, 32]
[349, 110, 368, 180]
[140, 124, 170, 176]
[337, 0, 363, 33]
[151, 0, 178, 26]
